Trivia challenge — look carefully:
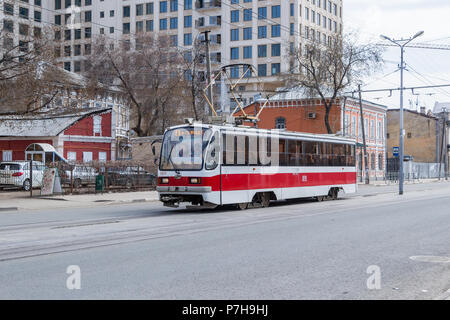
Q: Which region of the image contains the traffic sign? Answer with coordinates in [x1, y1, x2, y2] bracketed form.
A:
[393, 147, 399, 157]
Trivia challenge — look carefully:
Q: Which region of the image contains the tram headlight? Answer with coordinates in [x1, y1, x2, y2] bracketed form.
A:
[160, 177, 169, 184]
[189, 177, 201, 184]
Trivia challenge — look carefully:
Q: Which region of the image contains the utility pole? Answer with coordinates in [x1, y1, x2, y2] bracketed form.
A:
[446, 109, 449, 180]
[358, 85, 370, 184]
[438, 108, 448, 180]
[380, 31, 424, 195]
[201, 30, 213, 116]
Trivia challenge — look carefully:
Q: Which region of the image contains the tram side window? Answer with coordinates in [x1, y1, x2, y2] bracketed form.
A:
[279, 139, 287, 166]
[344, 144, 356, 166]
[248, 135, 258, 165]
[335, 143, 346, 166]
[286, 139, 300, 166]
[236, 134, 246, 165]
[304, 141, 319, 166]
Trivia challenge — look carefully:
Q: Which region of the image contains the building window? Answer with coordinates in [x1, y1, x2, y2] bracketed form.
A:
[275, 117, 286, 129]
[271, 63, 280, 75]
[230, 29, 239, 41]
[258, 45, 267, 57]
[243, 46, 252, 59]
[258, 26, 267, 39]
[230, 66, 239, 78]
[99, 152, 107, 162]
[258, 64, 267, 77]
[258, 7, 266, 19]
[136, 21, 143, 32]
[93, 116, 102, 135]
[231, 10, 239, 22]
[85, 11, 91, 22]
[243, 9, 252, 21]
[74, 61, 81, 72]
[378, 154, 383, 170]
[19, 7, 29, 19]
[34, 11, 42, 22]
[170, 0, 178, 12]
[74, 29, 81, 39]
[136, 4, 144, 16]
[184, 33, 192, 45]
[2, 151, 12, 162]
[160, 1, 167, 13]
[184, 0, 192, 10]
[271, 43, 280, 56]
[146, 3, 154, 14]
[159, 18, 167, 30]
[184, 15, 192, 28]
[271, 24, 281, 37]
[243, 27, 252, 40]
[230, 47, 239, 60]
[123, 23, 130, 34]
[146, 20, 154, 31]
[123, 6, 130, 17]
[271, 5, 280, 18]
[170, 17, 178, 29]
[83, 152, 93, 163]
[67, 152, 77, 162]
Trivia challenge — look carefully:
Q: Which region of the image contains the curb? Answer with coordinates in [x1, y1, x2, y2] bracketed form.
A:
[0, 207, 18, 212]
[114, 198, 159, 204]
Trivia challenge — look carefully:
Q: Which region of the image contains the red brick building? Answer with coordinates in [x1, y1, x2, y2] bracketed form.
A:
[0, 107, 125, 163]
[235, 93, 388, 180]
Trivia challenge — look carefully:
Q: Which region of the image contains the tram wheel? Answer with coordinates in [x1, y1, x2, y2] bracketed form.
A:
[237, 203, 249, 210]
[329, 188, 339, 200]
[259, 193, 270, 208]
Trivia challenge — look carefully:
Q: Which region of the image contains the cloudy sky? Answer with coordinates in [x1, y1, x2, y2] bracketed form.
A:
[344, 0, 450, 111]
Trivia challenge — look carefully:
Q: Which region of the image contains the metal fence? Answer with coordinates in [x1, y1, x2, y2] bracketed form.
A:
[54, 161, 157, 194]
[386, 158, 446, 181]
[0, 160, 157, 194]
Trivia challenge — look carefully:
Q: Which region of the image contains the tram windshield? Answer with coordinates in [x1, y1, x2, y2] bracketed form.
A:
[159, 127, 213, 171]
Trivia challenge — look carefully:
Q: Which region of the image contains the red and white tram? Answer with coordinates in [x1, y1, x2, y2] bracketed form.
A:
[157, 123, 357, 209]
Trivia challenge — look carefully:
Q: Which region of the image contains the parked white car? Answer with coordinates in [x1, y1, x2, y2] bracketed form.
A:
[0, 161, 45, 191]
[64, 166, 97, 188]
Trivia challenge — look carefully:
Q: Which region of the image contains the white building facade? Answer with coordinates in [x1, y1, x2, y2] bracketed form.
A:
[2, 0, 343, 104]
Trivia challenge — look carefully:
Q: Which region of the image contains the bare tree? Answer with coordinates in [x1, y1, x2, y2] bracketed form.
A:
[284, 33, 383, 133]
[0, 25, 85, 116]
[86, 34, 187, 136]
[180, 38, 208, 121]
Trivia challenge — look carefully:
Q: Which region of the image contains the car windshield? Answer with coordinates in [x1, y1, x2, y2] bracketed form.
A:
[159, 127, 212, 171]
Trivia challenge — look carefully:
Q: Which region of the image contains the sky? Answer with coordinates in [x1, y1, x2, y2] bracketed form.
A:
[343, 0, 450, 112]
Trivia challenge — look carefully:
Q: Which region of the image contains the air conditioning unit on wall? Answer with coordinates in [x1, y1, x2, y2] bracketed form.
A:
[307, 112, 316, 119]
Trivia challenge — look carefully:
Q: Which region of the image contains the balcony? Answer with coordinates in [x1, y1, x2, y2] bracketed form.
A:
[195, 0, 221, 10]
[195, 16, 221, 29]
[210, 52, 221, 64]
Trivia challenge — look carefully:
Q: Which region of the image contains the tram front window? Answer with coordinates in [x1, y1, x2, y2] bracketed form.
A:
[160, 127, 212, 171]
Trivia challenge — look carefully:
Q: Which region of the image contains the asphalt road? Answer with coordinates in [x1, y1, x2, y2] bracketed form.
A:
[0, 182, 449, 299]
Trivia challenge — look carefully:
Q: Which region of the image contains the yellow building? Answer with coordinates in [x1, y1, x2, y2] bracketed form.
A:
[386, 109, 440, 163]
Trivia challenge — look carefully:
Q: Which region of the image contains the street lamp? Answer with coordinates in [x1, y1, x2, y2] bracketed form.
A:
[379, 31, 424, 195]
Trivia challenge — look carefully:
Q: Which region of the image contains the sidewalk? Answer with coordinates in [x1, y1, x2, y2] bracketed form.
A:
[358, 178, 447, 186]
[0, 190, 159, 212]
